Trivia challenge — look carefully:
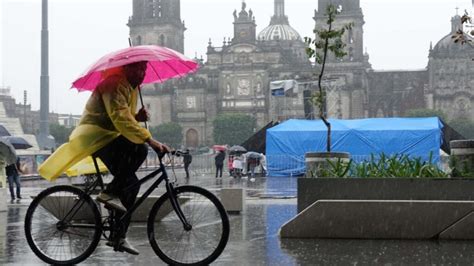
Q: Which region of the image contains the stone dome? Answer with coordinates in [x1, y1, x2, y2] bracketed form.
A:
[258, 24, 301, 41]
[432, 15, 473, 52]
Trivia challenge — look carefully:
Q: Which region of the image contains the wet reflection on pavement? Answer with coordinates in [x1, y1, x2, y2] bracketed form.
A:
[2, 174, 474, 265]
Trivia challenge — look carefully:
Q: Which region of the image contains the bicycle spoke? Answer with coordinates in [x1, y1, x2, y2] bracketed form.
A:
[25, 186, 101, 265]
[149, 186, 229, 265]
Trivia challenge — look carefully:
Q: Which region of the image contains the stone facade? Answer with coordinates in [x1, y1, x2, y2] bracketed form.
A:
[427, 15, 474, 121]
[128, 0, 474, 147]
[128, 0, 185, 53]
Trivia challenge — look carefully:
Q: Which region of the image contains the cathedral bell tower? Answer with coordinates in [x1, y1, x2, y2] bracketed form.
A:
[314, 0, 364, 63]
[128, 0, 186, 53]
[313, 0, 368, 119]
[232, 1, 257, 45]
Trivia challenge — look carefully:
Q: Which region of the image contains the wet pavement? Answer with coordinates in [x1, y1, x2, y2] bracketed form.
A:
[2, 171, 474, 265]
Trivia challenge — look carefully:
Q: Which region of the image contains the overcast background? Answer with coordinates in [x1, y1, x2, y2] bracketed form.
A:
[1, 0, 472, 115]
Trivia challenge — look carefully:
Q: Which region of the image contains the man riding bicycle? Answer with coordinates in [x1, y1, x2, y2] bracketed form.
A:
[39, 61, 170, 255]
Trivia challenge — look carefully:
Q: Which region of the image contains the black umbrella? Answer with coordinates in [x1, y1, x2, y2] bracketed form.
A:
[0, 125, 11, 137]
[0, 138, 17, 165]
[229, 145, 247, 154]
[1, 136, 32, 149]
[244, 151, 263, 159]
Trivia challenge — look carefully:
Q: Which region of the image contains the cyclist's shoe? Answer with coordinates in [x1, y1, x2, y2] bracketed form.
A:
[96, 192, 127, 212]
[106, 238, 140, 255]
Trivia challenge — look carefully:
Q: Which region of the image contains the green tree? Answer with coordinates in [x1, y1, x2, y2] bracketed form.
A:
[405, 108, 447, 121]
[49, 123, 74, 145]
[150, 122, 183, 148]
[213, 113, 256, 146]
[304, 4, 352, 152]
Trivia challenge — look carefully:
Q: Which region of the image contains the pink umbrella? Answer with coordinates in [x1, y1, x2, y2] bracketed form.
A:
[72, 45, 199, 91]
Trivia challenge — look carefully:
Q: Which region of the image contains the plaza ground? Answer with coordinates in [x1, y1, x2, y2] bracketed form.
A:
[2, 171, 474, 265]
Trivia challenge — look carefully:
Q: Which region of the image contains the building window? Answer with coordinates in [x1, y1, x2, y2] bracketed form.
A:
[160, 35, 165, 46]
[348, 28, 354, 44]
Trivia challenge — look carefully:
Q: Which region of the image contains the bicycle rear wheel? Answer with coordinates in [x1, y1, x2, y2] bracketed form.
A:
[24, 185, 102, 265]
[148, 185, 230, 265]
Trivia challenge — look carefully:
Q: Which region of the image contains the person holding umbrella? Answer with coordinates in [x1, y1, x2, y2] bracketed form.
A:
[6, 157, 22, 201]
[215, 150, 226, 178]
[0, 138, 21, 201]
[39, 61, 168, 255]
[39, 45, 198, 255]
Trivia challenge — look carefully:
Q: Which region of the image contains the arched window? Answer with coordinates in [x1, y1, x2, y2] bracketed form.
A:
[186, 129, 199, 148]
[136, 36, 142, 45]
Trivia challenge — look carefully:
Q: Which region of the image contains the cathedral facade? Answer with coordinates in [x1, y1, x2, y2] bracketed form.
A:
[127, 0, 474, 147]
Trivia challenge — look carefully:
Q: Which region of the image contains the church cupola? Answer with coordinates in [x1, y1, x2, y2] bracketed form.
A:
[451, 14, 462, 33]
[258, 0, 301, 41]
[232, 1, 257, 44]
[270, 0, 289, 25]
[128, 0, 186, 53]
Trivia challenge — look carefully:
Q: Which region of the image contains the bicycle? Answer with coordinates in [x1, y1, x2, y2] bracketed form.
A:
[24, 149, 230, 265]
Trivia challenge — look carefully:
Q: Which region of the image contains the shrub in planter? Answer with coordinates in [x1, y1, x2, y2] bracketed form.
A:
[317, 153, 448, 178]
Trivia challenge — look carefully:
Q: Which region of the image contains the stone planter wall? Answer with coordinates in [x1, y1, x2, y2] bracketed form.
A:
[298, 178, 474, 213]
[450, 140, 474, 177]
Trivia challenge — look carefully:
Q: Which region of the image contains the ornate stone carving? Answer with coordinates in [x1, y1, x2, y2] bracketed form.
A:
[237, 79, 250, 96]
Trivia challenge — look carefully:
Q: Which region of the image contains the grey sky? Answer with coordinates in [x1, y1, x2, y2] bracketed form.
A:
[1, 0, 472, 115]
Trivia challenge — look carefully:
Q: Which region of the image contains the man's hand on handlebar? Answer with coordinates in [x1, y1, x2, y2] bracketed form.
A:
[146, 138, 171, 154]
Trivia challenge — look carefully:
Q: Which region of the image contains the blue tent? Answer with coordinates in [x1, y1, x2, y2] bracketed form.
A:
[266, 117, 444, 177]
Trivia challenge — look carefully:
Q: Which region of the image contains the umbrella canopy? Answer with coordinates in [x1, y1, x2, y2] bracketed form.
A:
[212, 145, 227, 152]
[0, 139, 17, 165]
[229, 145, 247, 154]
[244, 151, 263, 159]
[72, 45, 199, 91]
[1, 136, 32, 150]
[0, 125, 11, 137]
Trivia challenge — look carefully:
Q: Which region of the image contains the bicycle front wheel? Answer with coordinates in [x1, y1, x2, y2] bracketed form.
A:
[148, 185, 230, 265]
[24, 185, 102, 265]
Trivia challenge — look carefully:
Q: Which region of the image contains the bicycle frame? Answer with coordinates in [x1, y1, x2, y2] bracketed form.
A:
[65, 152, 191, 232]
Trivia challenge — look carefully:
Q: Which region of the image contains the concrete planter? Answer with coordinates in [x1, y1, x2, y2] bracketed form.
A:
[450, 140, 474, 177]
[304, 152, 350, 178]
[298, 178, 474, 213]
[279, 178, 474, 239]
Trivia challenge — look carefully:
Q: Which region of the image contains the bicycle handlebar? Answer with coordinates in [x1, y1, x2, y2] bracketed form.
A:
[151, 146, 189, 161]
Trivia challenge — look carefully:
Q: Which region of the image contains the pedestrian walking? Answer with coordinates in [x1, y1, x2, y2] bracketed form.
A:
[6, 158, 22, 201]
[215, 151, 225, 178]
[183, 149, 192, 179]
[232, 156, 243, 178]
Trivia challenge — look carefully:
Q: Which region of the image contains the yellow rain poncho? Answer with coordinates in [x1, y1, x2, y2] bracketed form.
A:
[39, 69, 151, 181]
